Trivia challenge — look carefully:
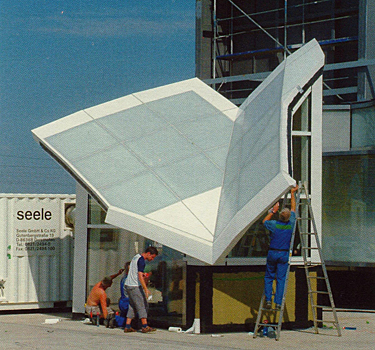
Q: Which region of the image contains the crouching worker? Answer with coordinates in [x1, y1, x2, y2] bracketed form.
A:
[263, 185, 298, 311]
[85, 269, 123, 325]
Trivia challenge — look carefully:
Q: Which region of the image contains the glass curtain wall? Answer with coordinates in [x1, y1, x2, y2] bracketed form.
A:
[322, 103, 375, 265]
[352, 105, 375, 149]
[322, 152, 375, 264]
[86, 197, 187, 326]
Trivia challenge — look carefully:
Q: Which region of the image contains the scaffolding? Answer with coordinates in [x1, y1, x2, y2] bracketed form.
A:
[197, 0, 375, 105]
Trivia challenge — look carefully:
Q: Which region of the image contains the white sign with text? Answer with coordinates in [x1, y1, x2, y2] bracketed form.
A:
[13, 201, 60, 256]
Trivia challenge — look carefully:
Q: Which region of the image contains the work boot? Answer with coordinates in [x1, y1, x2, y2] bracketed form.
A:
[265, 301, 272, 309]
[275, 304, 281, 310]
[141, 326, 156, 333]
[124, 327, 136, 333]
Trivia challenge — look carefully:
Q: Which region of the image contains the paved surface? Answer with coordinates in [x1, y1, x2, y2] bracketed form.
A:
[0, 311, 374, 349]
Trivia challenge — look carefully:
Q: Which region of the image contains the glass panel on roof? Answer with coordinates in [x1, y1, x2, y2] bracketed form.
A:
[97, 104, 166, 142]
[46, 121, 117, 160]
[238, 146, 279, 209]
[205, 145, 230, 171]
[154, 154, 223, 200]
[240, 105, 280, 167]
[215, 180, 238, 234]
[126, 126, 200, 168]
[239, 68, 284, 120]
[175, 114, 233, 151]
[74, 144, 147, 189]
[101, 172, 179, 215]
[215, 69, 285, 237]
[146, 91, 225, 124]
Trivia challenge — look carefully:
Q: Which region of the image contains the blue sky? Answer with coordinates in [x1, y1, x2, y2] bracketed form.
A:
[0, 0, 196, 194]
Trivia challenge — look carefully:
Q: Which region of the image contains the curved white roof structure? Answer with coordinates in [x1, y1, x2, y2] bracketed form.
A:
[32, 39, 324, 264]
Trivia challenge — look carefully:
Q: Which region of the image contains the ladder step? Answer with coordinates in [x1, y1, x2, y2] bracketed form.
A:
[304, 263, 322, 267]
[310, 291, 330, 294]
[312, 304, 333, 309]
[307, 276, 326, 279]
[261, 307, 280, 311]
[259, 322, 278, 327]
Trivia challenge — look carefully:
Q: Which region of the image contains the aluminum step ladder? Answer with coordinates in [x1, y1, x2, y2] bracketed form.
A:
[253, 189, 299, 341]
[253, 182, 341, 340]
[297, 181, 341, 337]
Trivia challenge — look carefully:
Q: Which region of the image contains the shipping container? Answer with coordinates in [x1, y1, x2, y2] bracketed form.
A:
[0, 194, 75, 310]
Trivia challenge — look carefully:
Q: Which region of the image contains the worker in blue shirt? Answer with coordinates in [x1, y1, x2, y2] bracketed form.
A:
[263, 185, 298, 310]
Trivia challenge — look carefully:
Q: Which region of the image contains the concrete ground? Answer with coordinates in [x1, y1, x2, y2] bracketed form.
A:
[0, 311, 374, 349]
